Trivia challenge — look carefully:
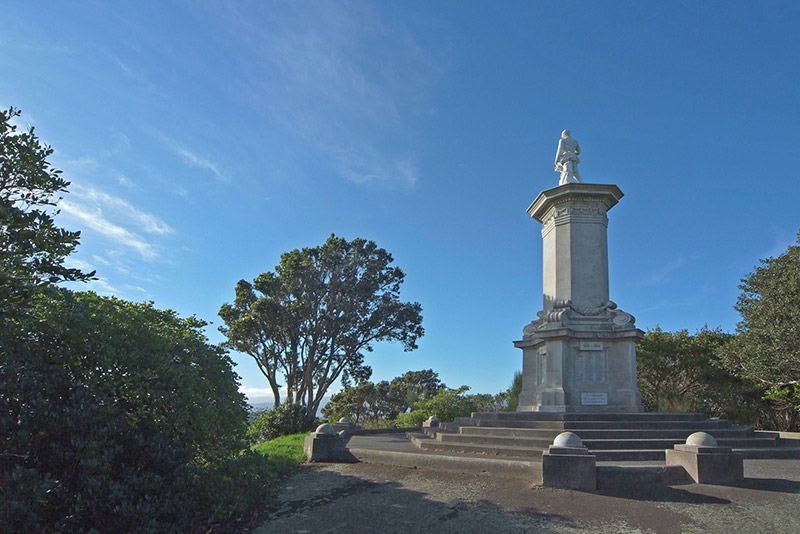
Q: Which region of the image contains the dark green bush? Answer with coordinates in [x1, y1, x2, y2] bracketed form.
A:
[0, 289, 271, 533]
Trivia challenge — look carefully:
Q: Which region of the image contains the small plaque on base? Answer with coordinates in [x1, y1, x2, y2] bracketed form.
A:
[581, 392, 608, 406]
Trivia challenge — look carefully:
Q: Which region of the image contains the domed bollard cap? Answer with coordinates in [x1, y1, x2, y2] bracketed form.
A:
[553, 432, 583, 448]
[315, 423, 336, 435]
[338, 416, 352, 424]
[686, 432, 717, 447]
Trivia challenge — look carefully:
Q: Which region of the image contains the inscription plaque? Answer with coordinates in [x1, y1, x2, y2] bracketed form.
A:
[581, 392, 608, 405]
[574, 351, 606, 383]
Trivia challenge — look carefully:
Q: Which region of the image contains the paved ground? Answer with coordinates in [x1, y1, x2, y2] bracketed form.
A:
[254, 457, 800, 534]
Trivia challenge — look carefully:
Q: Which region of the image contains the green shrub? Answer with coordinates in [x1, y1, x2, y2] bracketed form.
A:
[0, 289, 269, 533]
[391, 387, 479, 426]
[395, 410, 428, 427]
[417, 386, 479, 423]
[247, 403, 313, 443]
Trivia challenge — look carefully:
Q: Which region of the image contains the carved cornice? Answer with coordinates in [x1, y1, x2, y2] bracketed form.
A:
[528, 183, 623, 224]
[540, 201, 609, 235]
[521, 299, 636, 339]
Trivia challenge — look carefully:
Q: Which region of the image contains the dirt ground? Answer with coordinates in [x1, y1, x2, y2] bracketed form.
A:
[254, 459, 800, 534]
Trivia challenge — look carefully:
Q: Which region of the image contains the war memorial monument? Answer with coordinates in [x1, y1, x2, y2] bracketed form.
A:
[307, 130, 798, 489]
[515, 129, 643, 413]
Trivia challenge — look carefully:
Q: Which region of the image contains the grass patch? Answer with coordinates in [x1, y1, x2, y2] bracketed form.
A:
[252, 433, 306, 473]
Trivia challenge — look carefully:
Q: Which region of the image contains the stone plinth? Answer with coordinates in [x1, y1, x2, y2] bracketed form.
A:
[541, 432, 596, 491]
[665, 433, 744, 484]
[515, 183, 643, 413]
[304, 424, 356, 463]
[333, 417, 358, 437]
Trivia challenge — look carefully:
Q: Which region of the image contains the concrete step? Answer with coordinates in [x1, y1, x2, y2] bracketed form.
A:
[717, 437, 779, 448]
[451, 418, 735, 430]
[735, 445, 800, 459]
[409, 433, 545, 459]
[468, 411, 708, 422]
[352, 435, 542, 479]
[458, 426, 754, 440]
[563, 420, 734, 430]
[581, 438, 687, 450]
[455, 420, 566, 429]
[436, 433, 555, 449]
[594, 449, 667, 462]
[410, 434, 800, 464]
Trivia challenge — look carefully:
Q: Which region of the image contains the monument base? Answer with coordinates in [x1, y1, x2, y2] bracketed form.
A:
[515, 326, 643, 413]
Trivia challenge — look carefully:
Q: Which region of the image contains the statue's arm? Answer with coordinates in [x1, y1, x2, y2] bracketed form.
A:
[555, 139, 564, 164]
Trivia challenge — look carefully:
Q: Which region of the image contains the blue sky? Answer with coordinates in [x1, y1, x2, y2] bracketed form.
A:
[3, 1, 799, 403]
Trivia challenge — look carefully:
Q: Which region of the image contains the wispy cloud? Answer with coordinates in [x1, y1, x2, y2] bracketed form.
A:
[60, 199, 159, 260]
[75, 185, 173, 235]
[116, 173, 137, 188]
[59, 185, 173, 260]
[91, 254, 112, 266]
[221, 1, 442, 186]
[110, 54, 163, 96]
[329, 144, 419, 186]
[645, 256, 686, 285]
[151, 130, 229, 183]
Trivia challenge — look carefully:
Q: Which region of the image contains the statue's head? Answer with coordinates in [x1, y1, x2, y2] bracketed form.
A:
[562, 129, 571, 138]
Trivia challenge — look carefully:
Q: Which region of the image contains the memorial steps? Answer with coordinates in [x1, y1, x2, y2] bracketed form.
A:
[407, 411, 797, 463]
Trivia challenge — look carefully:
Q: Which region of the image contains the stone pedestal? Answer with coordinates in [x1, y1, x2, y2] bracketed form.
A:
[304, 424, 355, 463]
[541, 432, 597, 491]
[515, 184, 643, 413]
[665, 432, 743, 485]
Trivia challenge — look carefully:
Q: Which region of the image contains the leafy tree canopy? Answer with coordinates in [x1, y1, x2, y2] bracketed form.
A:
[719, 232, 800, 429]
[726, 232, 800, 388]
[322, 370, 444, 427]
[387, 369, 445, 414]
[0, 108, 93, 318]
[636, 327, 750, 418]
[219, 234, 424, 424]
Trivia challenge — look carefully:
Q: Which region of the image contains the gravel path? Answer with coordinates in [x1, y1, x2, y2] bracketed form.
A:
[254, 460, 800, 533]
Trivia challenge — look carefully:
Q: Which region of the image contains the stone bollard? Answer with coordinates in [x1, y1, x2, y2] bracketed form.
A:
[541, 432, 596, 491]
[422, 415, 439, 428]
[304, 424, 355, 463]
[665, 432, 743, 485]
[332, 416, 357, 437]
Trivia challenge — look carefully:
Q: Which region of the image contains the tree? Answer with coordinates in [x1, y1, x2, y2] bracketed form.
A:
[0, 289, 268, 532]
[723, 232, 800, 429]
[0, 107, 93, 319]
[388, 369, 445, 414]
[322, 371, 442, 427]
[494, 370, 522, 412]
[322, 382, 384, 426]
[219, 235, 424, 425]
[636, 327, 753, 420]
[395, 386, 480, 426]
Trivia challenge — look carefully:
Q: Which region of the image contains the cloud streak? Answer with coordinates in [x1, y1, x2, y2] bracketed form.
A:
[151, 130, 229, 183]
[59, 185, 173, 260]
[645, 256, 686, 285]
[221, 1, 440, 186]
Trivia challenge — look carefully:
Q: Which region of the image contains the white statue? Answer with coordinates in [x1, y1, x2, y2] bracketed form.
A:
[554, 129, 583, 185]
